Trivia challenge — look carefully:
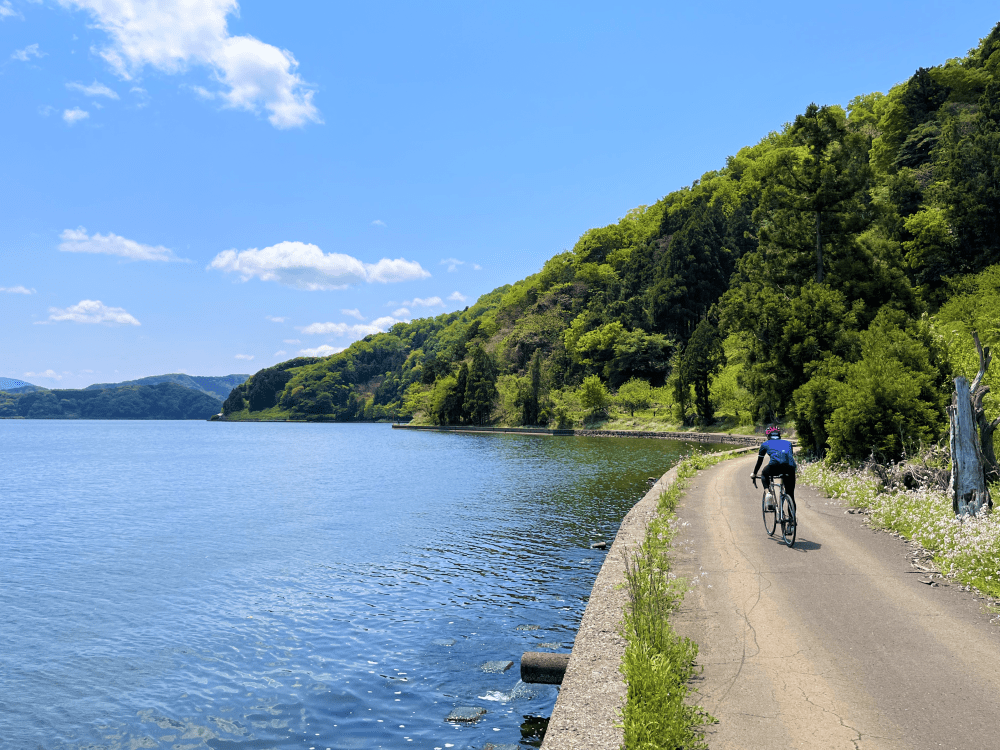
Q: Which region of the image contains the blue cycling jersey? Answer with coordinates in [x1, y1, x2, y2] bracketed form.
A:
[759, 438, 796, 467]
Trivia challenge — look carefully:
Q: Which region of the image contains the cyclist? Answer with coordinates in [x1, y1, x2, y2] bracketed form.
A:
[752, 425, 797, 507]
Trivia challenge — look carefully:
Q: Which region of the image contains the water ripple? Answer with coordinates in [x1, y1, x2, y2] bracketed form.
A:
[0, 421, 717, 749]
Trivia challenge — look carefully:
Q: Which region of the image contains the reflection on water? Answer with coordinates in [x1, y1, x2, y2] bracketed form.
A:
[0, 421, 720, 749]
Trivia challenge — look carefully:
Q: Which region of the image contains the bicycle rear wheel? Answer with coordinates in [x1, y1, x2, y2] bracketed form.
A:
[780, 494, 796, 547]
[762, 492, 776, 535]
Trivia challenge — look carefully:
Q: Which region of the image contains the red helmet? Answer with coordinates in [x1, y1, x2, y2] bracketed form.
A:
[765, 426, 781, 438]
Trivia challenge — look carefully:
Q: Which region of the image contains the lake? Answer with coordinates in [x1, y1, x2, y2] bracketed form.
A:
[0, 421, 718, 750]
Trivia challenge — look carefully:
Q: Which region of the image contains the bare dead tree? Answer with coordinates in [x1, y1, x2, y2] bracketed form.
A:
[970, 332, 1000, 483]
[949, 331, 997, 515]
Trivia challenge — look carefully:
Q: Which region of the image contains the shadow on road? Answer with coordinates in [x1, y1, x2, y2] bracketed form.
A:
[782, 538, 821, 552]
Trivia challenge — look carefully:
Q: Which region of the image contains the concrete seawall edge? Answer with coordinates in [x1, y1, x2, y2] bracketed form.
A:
[392, 423, 762, 446]
[539, 446, 756, 750]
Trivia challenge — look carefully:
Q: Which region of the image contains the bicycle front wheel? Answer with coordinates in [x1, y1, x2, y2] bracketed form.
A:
[781, 494, 796, 547]
[762, 492, 776, 536]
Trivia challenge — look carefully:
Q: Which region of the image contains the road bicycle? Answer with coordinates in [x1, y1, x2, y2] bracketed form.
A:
[754, 474, 796, 547]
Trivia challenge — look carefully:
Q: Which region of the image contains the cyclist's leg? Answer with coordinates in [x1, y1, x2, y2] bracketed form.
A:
[761, 464, 777, 506]
[783, 470, 796, 502]
[761, 463, 777, 489]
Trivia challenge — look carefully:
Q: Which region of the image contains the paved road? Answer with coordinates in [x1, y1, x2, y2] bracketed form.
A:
[672, 455, 1000, 750]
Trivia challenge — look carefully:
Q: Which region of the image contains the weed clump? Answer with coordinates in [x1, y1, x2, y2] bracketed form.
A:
[619, 452, 730, 749]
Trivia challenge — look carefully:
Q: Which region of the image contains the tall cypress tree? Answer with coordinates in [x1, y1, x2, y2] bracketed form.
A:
[756, 103, 870, 285]
[522, 350, 542, 425]
[678, 319, 725, 425]
[464, 346, 496, 426]
[455, 362, 469, 424]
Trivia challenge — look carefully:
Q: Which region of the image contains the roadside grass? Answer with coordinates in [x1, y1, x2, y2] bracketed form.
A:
[620, 451, 740, 749]
[801, 462, 1000, 599]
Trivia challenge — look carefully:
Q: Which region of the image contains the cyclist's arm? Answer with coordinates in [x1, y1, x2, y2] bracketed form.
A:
[753, 446, 766, 476]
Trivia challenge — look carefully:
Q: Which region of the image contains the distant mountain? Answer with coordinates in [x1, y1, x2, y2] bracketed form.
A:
[85, 373, 249, 401]
[0, 377, 38, 392]
[0, 382, 223, 420]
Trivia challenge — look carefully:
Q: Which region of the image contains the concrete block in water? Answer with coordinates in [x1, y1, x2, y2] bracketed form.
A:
[515, 624, 540, 631]
[521, 651, 570, 684]
[484, 745, 519, 750]
[481, 660, 514, 673]
[445, 706, 486, 723]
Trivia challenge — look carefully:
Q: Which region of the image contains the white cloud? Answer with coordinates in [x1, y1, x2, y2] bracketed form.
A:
[441, 257, 464, 272]
[12, 44, 44, 61]
[283, 338, 301, 344]
[402, 296, 444, 308]
[208, 241, 430, 290]
[391, 307, 410, 317]
[191, 85, 216, 100]
[57, 0, 321, 129]
[46, 299, 140, 325]
[448, 291, 468, 303]
[235, 354, 254, 360]
[299, 344, 344, 357]
[1, 286, 36, 294]
[300, 315, 401, 338]
[341, 308, 364, 320]
[24, 370, 62, 381]
[365, 257, 430, 284]
[300, 321, 377, 337]
[63, 107, 89, 124]
[266, 316, 286, 323]
[371, 219, 386, 227]
[0, 1, 21, 20]
[39, 105, 56, 117]
[59, 227, 184, 262]
[273, 350, 286, 357]
[473, 264, 483, 271]
[67, 80, 119, 99]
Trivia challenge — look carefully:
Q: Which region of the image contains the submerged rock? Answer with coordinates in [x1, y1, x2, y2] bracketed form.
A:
[515, 624, 540, 631]
[484, 744, 519, 750]
[432, 638, 456, 646]
[445, 706, 486, 723]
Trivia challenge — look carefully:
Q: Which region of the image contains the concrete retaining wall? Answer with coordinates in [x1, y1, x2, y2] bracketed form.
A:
[540, 446, 756, 750]
[392, 423, 761, 446]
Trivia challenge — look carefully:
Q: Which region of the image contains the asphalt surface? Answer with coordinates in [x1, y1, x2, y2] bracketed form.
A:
[672, 455, 1000, 750]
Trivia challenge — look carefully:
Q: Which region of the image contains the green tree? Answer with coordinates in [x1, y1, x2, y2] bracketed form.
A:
[677, 319, 725, 425]
[936, 79, 1000, 281]
[430, 375, 463, 425]
[454, 362, 469, 423]
[757, 103, 871, 285]
[790, 356, 848, 456]
[523, 350, 542, 425]
[465, 346, 497, 425]
[579, 375, 611, 417]
[616, 377, 653, 417]
[825, 310, 947, 462]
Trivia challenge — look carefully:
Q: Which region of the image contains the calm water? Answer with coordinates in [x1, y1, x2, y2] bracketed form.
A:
[0, 421, 719, 750]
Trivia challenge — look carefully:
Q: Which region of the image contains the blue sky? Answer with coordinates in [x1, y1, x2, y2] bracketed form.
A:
[2, 1, 998, 388]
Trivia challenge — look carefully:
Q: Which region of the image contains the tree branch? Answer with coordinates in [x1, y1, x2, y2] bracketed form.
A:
[971, 331, 991, 394]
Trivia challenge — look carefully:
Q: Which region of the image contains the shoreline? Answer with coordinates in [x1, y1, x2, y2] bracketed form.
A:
[391, 423, 762, 446]
[540, 445, 755, 749]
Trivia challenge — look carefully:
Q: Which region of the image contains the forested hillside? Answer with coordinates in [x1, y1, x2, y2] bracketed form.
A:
[0, 382, 223, 420]
[85, 373, 249, 401]
[225, 23, 1000, 462]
